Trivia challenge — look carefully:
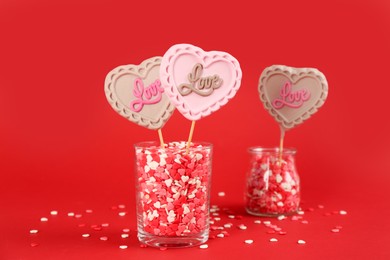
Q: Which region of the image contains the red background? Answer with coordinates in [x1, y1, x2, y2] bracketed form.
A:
[1, 0, 390, 259]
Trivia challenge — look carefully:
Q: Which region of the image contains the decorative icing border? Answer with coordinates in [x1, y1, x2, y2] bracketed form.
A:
[258, 65, 329, 129]
[160, 44, 242, 121]
[104, 56, 175, 130]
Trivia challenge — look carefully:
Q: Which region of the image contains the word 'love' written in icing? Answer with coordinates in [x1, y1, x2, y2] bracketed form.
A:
[178, 63, 223, 96]
[130, 78, 163, 112]
[272, 81, 311, 109]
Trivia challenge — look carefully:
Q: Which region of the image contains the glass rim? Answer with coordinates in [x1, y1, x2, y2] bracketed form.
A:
[248, 147, 297, 154]
[134, 141, 213, 149]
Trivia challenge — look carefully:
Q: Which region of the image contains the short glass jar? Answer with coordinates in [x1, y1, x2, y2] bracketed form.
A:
[245, 147, 300, 217]
[134, 141, 212, 248]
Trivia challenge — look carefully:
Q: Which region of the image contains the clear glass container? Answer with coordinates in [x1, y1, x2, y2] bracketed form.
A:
[134, 141, 213, 248]
[245, 147, 300, 217]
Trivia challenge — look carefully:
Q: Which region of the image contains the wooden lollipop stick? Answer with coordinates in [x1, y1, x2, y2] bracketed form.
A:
[186, 120, 196, 154]
[158, 128, 165, 148]
[279, 127, 285, 164]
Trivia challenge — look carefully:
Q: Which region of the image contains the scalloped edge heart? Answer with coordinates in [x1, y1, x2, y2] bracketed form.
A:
[104, 56, 175, 130]
[258, 65, 328, 129]
[160, 44, 242, 121]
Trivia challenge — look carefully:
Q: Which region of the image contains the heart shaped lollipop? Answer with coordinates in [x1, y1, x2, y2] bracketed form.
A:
[104, 56, 175, 130]
[258, 65, 328, 130]
[160, 44, 242, 121]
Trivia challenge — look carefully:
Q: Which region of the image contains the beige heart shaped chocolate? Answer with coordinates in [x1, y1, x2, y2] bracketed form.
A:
[104, 56, 175, 130]
[259, 65, 328, 129]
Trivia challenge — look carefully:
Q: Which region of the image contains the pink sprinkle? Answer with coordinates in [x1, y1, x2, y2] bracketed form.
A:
[301, 220, 309, 224]
[40, 217, 48, 222]
[331, 228, 340, 233]
[30, 242, 39, 247]
[82, 234, 90, 238]
[335, 225, 343, 229]
[318, 205, 325, 209]
[100, 236, 108, 241]
[50, 210, 58, 216]
[122, 228, 130, 233]
[30, 229, 39, 234]
[118, 212, 127, 217]
[118, 204, 126, 209]
[119, 245, 128, 249]
[159, 247, 167, 251]
[85, 209, 93, 214]
[75, 214, 83, 219]
[101, 223, 109, 228]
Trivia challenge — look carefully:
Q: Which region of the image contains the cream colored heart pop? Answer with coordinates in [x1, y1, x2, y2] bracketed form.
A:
[258, 65, 328, 159]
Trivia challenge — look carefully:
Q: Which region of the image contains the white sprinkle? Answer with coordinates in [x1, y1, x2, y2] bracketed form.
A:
[121, 233, 129, 238]
[154, 201, 161, 209]
[118, 212, 126, 216]
[276, 174, 283, 183]
[68, 212, 75, 217]
[199, 244, 208, 249]
[339, 210, 347, 215]
[277, 215, 286, 221]
[224, 223, 233, 228]
[101, 223, 109, 227]
[331, 228, 340, 233]
[100, 236, 108, 241]
[181, 176, 189, 182]
[144, 165, 150, 173]
[263, 221, 271, 225]
[297, 239, 306, 244]
[82, 234, 90, 238]
[228, 215, 235, 219]
[149, 161, 159, 170]
[216, 233, 224, 238]
[212, 212, 219, 216]
[238, 224, 247, 230]
[195, 153, 203, 160]
[214, 217, 221, 221]
[270, 238, 278, 242]
[40, 217, 48, 222]
[297, 210, 305, 215]
[85, 209, 93, 214]
[30, 229, 39, 234]
[244, 239, 254, 244]
[277, 201, 284, 207]
[50, 210, 58, 216]
[218, 192, 226, 197]
[164, 179, 173, 187]
[254, 220, 262, 224]
[119, 245, 128, 249]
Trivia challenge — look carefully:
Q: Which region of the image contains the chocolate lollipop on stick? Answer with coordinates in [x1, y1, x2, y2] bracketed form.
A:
[258, 65, 328, 162]
[160, 44, 242, 152]
[104, 56, 175, 146]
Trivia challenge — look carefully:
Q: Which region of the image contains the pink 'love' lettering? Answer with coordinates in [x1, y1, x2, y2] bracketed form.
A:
[130, 78, 164, 112]
[272, 82, 311, 109]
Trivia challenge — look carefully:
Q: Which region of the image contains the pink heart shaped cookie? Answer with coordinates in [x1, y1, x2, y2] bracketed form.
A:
[104, 56, 175, 130]
[160, 44, 242, 121]
[259, 65, 328, 129]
